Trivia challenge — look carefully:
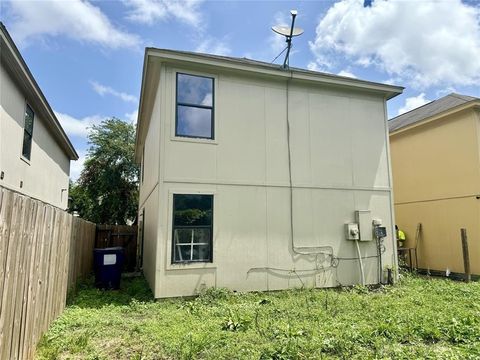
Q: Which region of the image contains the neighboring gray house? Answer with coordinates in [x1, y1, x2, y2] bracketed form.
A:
[135, 48, 403, 298]
[0, 23, 78, 209]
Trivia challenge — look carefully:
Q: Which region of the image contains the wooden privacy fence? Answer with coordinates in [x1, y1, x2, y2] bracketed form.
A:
[95, 224, 138, 272]
[0, 187, 96, 360]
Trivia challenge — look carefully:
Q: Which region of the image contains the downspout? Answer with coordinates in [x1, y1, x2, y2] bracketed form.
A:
[383, 95, 399, 283]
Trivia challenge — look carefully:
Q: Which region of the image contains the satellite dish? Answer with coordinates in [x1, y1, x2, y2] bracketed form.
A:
[272, 25, 304, 37]
[271, 10, 304, 69]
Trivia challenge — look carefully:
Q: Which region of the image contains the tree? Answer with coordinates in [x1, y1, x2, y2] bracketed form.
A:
[69, 118, 139, 225]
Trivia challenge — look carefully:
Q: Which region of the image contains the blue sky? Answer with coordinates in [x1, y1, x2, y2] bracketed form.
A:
[1, 0, 479, 180]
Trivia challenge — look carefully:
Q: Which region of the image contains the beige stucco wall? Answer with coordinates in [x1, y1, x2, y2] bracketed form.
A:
[138, 77, 162, 294]
[141, 64, 397, 298]
[390, 108, 480, 275]
[0, 64, 70, 209]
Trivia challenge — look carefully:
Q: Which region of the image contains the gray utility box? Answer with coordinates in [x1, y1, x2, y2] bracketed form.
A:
[345, 223, 360, 240]
[356, 210, 373, 241]
[345, 210, 373, 241]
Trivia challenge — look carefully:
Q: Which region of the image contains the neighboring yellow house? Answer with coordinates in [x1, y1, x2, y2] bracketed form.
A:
[389, 93, 480, 277]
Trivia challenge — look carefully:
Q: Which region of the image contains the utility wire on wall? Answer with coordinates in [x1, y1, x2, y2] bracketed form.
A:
[249, 10, 386, 286]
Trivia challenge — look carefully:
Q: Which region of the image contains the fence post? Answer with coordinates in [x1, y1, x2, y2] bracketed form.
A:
[460, 228, 471, 283]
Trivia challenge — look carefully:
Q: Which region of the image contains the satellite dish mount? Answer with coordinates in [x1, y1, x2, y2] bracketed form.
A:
[272, 10, 304, 69]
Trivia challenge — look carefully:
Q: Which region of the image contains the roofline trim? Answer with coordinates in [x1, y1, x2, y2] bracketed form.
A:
[0, 22, 78, 160]
[134, 48, 150, 163]
[389, 100, 480, 136]
[135, 48, 404, 161]
[145, 48, 404, 100]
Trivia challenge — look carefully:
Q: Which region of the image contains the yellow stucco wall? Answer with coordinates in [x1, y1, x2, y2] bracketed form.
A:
[390, 108, 480, 275]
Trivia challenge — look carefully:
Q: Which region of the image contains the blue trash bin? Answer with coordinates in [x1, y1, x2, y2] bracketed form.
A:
[93, 247, 124, 289]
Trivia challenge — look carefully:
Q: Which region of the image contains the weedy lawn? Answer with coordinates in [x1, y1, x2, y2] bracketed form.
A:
[36, 274, 480, 359]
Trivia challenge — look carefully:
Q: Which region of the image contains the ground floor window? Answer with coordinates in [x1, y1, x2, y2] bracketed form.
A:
[172, 194, 213, 263]
[22, 104, 34, 160]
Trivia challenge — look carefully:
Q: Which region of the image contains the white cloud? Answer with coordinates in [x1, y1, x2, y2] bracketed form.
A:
[123, 0, 203, 28]
[125, 109, 138, 124]
[55, 111, 104, 138]
[178, 107, 211, 137]
[55, 112, 94, 180]
[307, 59, 332, 72]
[307, 61, 332, 73]
[70, 150, 86, 181]
[90, 81, 138, 103]
[337, 70, 356, 79]
[270, 11, 289, 57]
[195, 38, 231, 56]
[307, 62, 319, 71]
[397, 93, 430, 116]
[309, 0, 480, 88]
[436, 87, 458, 98]
[383, 77, 403, 86]
[57, 111, 136, 180]
[201, 93, 212, 106]
[6, 0, 140, 49]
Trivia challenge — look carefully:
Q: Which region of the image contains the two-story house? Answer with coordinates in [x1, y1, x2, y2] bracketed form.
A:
[135, 48, 403, 298]
[0, 23, 78, 209]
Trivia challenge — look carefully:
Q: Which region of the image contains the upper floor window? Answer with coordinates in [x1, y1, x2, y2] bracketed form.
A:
[175, 73, 214, 139]
[22, 104, 34, 160]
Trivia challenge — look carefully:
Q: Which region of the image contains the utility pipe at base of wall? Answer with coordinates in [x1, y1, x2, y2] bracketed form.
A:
[355, 240, 366, 286]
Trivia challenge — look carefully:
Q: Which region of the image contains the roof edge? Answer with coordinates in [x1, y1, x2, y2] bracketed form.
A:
[0, 22, 78, 160]
[389, 99, 480, 136]
[146, 48, 404, 100]
[134, 48, 150, 163]
[135, 48, 404, 159]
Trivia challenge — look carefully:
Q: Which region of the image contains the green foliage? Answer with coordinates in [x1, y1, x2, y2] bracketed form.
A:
[222, 317, 247, 332]
[222, 308, 251, 332]
[197, 286, 232, 304]
[69, 118, 139, 225]
[36, 275, 480, 360]
[175, 209, 212, 225]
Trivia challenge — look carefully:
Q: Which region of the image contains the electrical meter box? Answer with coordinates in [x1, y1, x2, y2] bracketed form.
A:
[356, 210, 373, 241]
[345, 223, 360, 240]
[374, 226, 387, 239]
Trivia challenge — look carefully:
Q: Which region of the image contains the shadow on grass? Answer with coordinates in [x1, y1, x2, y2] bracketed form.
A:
[67, 275, 155, 309]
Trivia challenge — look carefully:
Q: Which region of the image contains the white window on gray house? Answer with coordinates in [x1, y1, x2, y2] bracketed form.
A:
[172, 194, 213, 263]
[175, 73, 214, 139]
[22, 104, 34, 160]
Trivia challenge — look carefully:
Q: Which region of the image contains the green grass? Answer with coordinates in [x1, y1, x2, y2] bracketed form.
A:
[36, 274, 480, 360]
